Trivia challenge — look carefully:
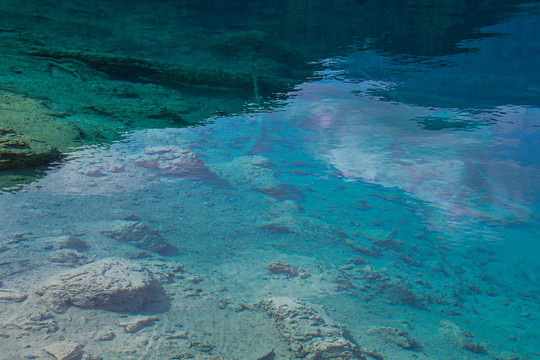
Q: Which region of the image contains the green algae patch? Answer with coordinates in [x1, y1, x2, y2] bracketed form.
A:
[0, 128, 59, 170]
[0, 91, 82, 169]
[30, 49, 296, 98]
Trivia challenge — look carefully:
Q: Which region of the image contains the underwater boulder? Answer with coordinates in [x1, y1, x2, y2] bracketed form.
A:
[102, 219, 180, 256]
[43, 341, 84, 360]
[366, 326, 421, 350]
[133, 145, 231, 187]
[0, 91, 82, 172]
[0, 127, 59, 170]
[36, 257, 158, 313]
[259, 297, 365, 360]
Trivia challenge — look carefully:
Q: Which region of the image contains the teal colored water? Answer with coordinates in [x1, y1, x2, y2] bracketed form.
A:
[1, 1, 539, 359]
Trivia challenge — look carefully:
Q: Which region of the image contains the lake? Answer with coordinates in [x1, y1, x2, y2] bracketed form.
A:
[0, 1, 539, 359]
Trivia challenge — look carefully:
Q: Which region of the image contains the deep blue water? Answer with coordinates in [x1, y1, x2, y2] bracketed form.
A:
[1, 1, 539, 359]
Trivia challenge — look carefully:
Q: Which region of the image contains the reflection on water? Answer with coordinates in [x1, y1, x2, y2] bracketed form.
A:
[167, 0, 538, 57]
[1, 0, 539, 186]
[1, 1, 540, 359]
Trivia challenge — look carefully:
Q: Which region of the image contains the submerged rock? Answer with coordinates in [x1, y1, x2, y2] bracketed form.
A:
[438, 321, 489, 355]
[48, 249, 89, 266]
[257, 349, 276, 360]
[102, 220, 180, 256]
[366, 326, 421, 350]
[43, 341, 84, 360]
[259, 297, 365, 360]
[266, 261, 310, 278]
[31, 49, 293, 97]
[0, 91, 81, 172]
[94, 331, 116, 341]
[385, 284, 428, 310]
[120, 315, 158, 333]
[266, 261, 300, 277]
[0, 289, 27, 302]
[36, 257, 158, 313]
[0, 127, 59, 170]
[257, 183, 306, 202]
[214, 155, 277, 190]
[42, 236, 89, 252]
[133, 146, 231, 187]
[462, 341, 488, 354]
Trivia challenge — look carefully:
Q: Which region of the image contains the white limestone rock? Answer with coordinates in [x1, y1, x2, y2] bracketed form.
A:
[133, 146, 230, 188]
[36, 257, 157, 313]
[43, 341, 84, 360]
[259, 297, 365, 360]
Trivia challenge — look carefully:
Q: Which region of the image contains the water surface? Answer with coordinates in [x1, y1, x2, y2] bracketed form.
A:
[0, 1, 539, 359]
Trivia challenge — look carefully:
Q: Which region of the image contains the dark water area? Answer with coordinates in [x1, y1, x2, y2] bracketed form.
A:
[1, 1, 540, 359]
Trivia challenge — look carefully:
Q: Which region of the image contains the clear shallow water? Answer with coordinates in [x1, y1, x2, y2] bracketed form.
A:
[1, 1, 540, 359]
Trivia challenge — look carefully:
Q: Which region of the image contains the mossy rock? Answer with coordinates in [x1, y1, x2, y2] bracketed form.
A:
[0, 128, 59, 170]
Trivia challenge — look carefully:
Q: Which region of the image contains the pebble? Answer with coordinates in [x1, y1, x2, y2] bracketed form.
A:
[120, 316, 158, 333]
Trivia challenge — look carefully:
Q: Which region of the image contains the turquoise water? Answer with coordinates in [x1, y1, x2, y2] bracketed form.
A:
[1, 1, 540, 359]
